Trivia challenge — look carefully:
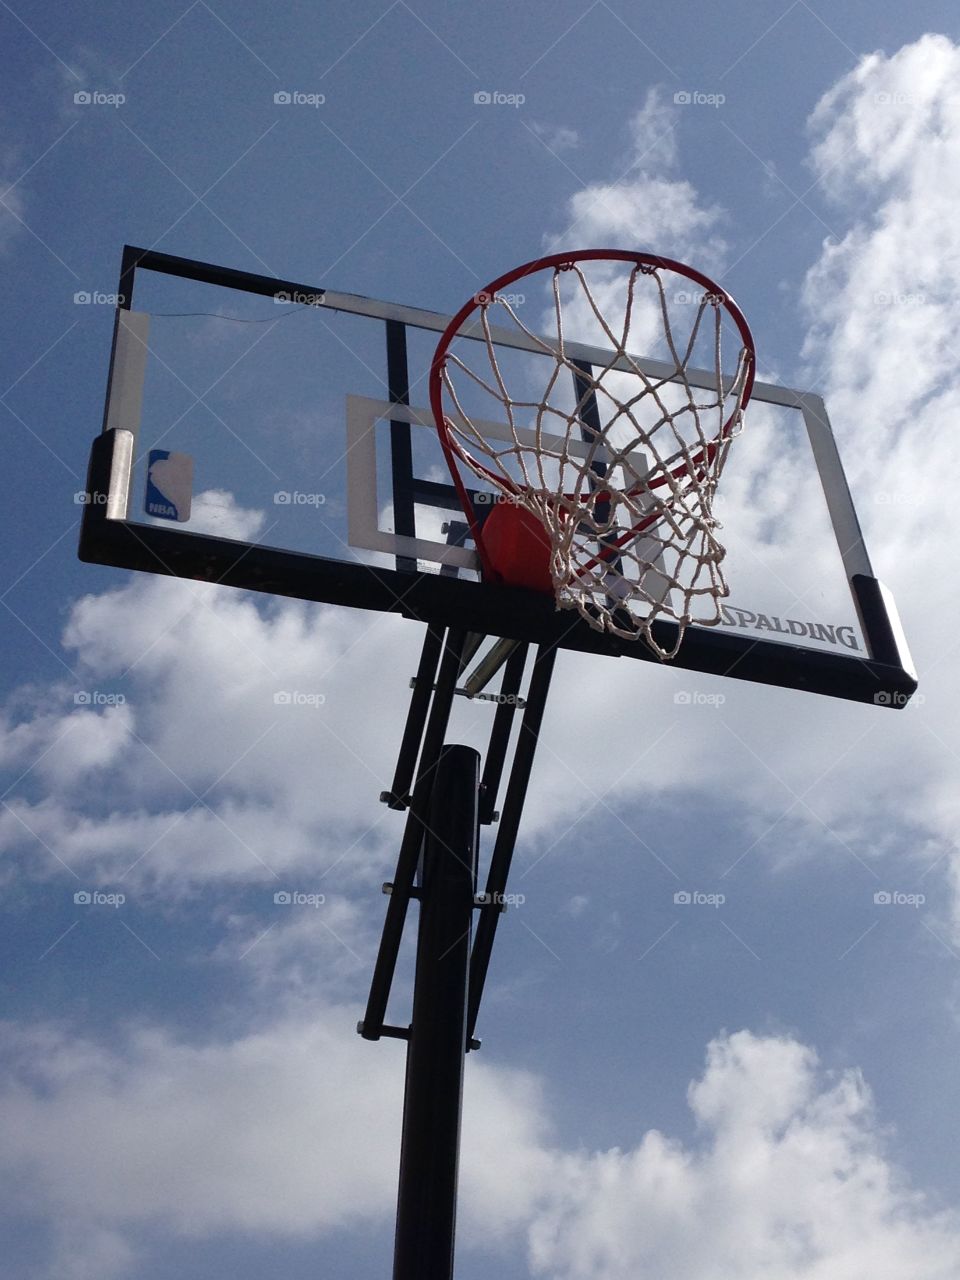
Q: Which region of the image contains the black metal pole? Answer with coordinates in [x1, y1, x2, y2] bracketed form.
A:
[478, 641, 529, 825]
[393, 744, 479, 1280]
[467, 643, 557, 1040]
[387, 318, 417, 575]
[361, 628, 467, 1041]
[382, 623, 446, 810]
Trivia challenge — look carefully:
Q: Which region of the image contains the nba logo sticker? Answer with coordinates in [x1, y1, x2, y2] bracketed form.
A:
[145, 450, 193, 522]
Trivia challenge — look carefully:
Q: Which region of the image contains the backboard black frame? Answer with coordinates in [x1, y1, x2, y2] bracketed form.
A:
[78, 246, 917, 708]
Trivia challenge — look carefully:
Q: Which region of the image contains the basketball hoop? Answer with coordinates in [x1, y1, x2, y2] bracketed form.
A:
[429, 250, 756, 660]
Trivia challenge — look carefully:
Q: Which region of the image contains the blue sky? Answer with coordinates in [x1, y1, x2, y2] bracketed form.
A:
[4, 3, 960, 1278]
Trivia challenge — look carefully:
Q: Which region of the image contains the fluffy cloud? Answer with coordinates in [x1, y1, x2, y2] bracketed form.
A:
[2, 563, 431, 890]
[527, 1031, 960, 1279]
[0, 1015, 404, 1235]
[2, 1022, 957, 1278]
[213, 894, 379, 1002]
[0, 701, 133, 788]
[807, 35, 960, 200]
[800, 35, 960, 926]
[804, 35, 960, 434]
[547, 89, 725, 265]
[0, 1009, 551, 1270]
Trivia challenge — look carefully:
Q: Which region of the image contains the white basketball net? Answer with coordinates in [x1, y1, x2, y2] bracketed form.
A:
[436, 262, 753, 659]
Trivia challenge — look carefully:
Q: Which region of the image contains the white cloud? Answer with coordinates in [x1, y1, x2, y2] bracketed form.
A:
[0, 1011, 551, 1259]
[530, 122, 580, 153]
[0, 794, 394, 888]
[2, 546, 518, 892]
[803, 35, 960, 433]
[25, 572, 425, 888]
[527, 1030, 960, 1279]
[808, 35, 960, 200]
[45, 1225, 135, 1280]
[563, 174, 722, 257]
[1, 702, 133, 789]
[213, 895, 376, 1001]
[546, 89, 725, 265]
[0, 1015, 403, 1234]
[800, 34, 960, 929]
[628, 86, 680, 170]
[3, 1022, 957, 1278]
[173, 487, 266, 541]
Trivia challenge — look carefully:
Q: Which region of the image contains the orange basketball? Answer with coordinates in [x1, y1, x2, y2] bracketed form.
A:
[480, 500, 554, 593]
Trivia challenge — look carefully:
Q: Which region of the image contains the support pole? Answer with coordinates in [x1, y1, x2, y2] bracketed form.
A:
[361, 628, 467, 1040]
[393, 744, 480, 1280]
[467, 643, 557, 1040]
[462, 636, 521, 698]
[382, 624, 445, 810]
[478, 641, 528, 825]
[386, 318, 416, 575]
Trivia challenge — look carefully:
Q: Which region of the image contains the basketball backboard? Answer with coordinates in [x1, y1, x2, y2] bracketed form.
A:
[79, 246, 916, 706]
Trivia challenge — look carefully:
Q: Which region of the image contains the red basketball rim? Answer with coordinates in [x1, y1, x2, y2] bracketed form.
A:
[429, 249, 756, 581]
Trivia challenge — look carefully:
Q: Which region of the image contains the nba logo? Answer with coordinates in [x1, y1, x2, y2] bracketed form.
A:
[145, 450, 193, 522]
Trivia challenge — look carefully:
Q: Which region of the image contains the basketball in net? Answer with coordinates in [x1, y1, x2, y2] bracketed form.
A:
[429, 250, 756, 660]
